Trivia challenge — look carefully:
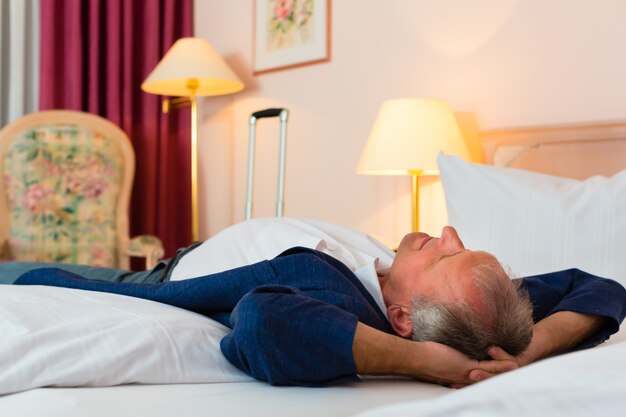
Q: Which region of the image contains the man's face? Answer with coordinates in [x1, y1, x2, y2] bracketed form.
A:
[384, 226, 497, 307]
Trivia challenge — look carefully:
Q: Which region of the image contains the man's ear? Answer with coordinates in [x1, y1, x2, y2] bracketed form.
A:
[387, 304, 413, 338]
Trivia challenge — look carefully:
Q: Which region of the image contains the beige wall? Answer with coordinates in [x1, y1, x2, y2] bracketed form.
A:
[194, 0, 626, 247]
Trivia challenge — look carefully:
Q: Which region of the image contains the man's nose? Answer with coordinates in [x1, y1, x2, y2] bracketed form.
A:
[440, 226, 464, 249]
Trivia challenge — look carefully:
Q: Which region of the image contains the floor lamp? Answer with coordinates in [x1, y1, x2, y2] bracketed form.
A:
[357, 98, 470, 232]
[141, 37, 244, 242]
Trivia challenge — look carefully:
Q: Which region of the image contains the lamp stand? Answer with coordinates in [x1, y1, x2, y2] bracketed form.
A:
[189, 90, 199, 242]
[411, 173, 421, 232]
[162, 79, 200, 242]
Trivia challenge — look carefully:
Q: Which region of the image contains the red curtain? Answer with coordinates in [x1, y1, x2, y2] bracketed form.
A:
[39, 0, 194, 259]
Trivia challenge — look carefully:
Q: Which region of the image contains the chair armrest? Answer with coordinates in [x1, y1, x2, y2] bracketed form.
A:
[126, 235, 165, 270]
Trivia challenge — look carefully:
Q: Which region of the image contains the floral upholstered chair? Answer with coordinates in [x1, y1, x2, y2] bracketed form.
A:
[0, 111, 164, 270]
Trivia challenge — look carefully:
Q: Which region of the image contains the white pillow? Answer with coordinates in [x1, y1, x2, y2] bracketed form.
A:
[0, 286, 253, 395]
[437, 153, 626, 284]
[170, 217, 395, 281]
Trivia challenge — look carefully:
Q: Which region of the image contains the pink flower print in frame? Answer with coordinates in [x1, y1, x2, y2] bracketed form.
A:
[254, 0, 331, 74]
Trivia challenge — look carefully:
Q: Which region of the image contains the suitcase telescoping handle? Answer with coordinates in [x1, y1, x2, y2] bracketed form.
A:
[245, 108, 289, 220]
[251, 108, 285, 119]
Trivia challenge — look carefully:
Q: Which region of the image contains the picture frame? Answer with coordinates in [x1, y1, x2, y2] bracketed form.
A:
[253, 0, 331, 75]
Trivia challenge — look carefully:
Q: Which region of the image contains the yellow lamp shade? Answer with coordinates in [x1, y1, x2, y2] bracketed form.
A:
[141, 37, 244, 97]
[357, 98, 469, 175]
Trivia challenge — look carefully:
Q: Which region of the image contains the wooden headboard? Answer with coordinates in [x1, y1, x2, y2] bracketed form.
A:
[480, 120, 626, 179]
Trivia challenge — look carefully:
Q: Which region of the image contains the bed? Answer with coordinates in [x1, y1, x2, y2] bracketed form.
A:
[2, 120, 626, 416]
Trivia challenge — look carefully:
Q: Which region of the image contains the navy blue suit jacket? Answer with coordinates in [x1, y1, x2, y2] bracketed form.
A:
[13, 247, 626, 386]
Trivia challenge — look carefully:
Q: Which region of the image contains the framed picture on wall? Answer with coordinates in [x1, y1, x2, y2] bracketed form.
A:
[253, 0, 331, 75]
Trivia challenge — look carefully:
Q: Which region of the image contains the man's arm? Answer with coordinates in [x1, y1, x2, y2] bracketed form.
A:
[513, 311, 608, 365]
[221, 285, 362, 386]
[520, 268, 626, 349]
[353, 322, 518, 386]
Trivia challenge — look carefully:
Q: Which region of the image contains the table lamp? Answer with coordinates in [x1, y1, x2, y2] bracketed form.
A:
[141, 37, 244, 242]
[357, 98, 470, 232]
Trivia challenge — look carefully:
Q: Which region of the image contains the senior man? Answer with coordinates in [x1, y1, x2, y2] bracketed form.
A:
[10, 218, 626, 387]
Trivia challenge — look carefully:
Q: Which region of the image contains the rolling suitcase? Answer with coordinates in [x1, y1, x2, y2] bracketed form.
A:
[245, 108, 289, 220]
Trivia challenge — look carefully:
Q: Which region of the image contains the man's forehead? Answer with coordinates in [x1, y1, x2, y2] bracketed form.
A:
[434, 251, 495, 302]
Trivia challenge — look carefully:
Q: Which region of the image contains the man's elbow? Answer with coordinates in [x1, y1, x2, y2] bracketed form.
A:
[220, 286, 359, 386]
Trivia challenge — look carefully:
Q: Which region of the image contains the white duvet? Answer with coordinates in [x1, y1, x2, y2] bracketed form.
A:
[0, 285, 253, 395]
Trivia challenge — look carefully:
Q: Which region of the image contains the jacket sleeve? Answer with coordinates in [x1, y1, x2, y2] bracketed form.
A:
[220, 285, 361, 387]
[520, 268, 626, 349]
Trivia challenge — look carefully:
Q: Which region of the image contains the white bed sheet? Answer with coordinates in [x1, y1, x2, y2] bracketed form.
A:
[1, 379, 449, 417]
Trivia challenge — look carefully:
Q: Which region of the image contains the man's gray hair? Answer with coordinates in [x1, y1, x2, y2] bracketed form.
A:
[410, 261, 534, 360]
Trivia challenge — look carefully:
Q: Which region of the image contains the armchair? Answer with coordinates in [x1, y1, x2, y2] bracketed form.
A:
[0, 110, 164, 270]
